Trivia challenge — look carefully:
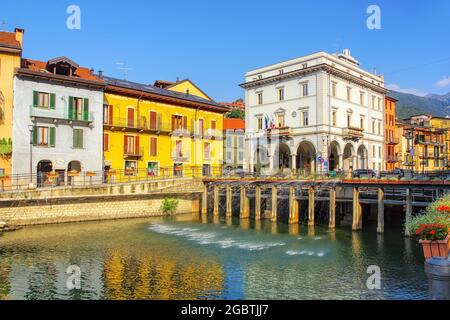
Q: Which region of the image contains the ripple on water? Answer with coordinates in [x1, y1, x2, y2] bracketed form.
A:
[286, 250, 327, 257]
[148, 223, 286, 252]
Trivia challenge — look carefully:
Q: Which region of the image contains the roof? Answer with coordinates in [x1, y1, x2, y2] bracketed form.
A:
[0, 31, 21, 50]
[223, 118, 245, 130]
[220, 101, 245, 110]
[20, 58, 104, 82]
[103, 76, 229, 112]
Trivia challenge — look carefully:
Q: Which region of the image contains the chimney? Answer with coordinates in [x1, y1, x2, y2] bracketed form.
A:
[98, 70, 103, 79]
[90, 68, 94, 75]
[14, 28, 24, 47]
[186, 89, 190, 96]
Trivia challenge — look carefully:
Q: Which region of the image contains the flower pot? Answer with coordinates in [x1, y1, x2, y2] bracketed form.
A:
[419, 236, 450, 259]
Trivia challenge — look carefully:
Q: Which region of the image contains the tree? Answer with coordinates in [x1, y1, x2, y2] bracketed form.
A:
[226, 109, 245, 120]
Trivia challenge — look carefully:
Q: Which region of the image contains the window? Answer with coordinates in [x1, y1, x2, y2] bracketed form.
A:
[302, 83, 308, 97]
[257, 117, 263, 131]
[226, 151, 232, 163]
[127, 107, 135, 128]
[174, 163, 183, 177]
[73, 129, 83, 149]
[332, 110, 337, 126]
[372, 120, 376, 133]
[226, 136, 232, 148]
[372, 96, 376, 109]
[103, 133, 109, 151]
[211, 119, 216, 130]
[360, 92, 365, 105]
[124, 135, 139, 155]
[149, 137, 158, 156]
[379, 146, 382, 158]
[257, 92, 263, 105]
[373, 146, 376, 157]
[103, 104, 113, 124]
[32, 126, 55, 148]
[175, 140, 183, 157]
[204, 142, 211, 160]
[238, 151, 244, 162]
[278, 88, 284, 101]
[124, 160, 137, 176]
[301, 111, 309, 126]
[378, 121, 381, 135]
[198, 118, 204, 137]
[360, 117, 364, 130]
[33, 91, 55, 109]
[69, 96, 89, 121]
[378, 98, 382, 110]
[238, 136, 244, 149]
[149, 111, 158, 130]
[257, 75, 262, 80]
[172, 115, 186, 131]
[147, 162, 159, 176]
[346, 87, 352, 101]
[278, 69, 284, 75]
[332, 82, 337, 97]
[277, 114, 285, 127]
[347, 114, 351, 127]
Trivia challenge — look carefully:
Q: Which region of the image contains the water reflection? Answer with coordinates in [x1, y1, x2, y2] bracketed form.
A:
[0, 215, 428, 300]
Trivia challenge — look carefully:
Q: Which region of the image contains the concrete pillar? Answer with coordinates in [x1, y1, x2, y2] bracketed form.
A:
[405, 188, 413, 237]
[308, 186, 315, 226]
[329, 187, 336, 229]
[289, 186, 299, 224]
[352, 187, 362, 231]
[255, 186, 262, 221]
[240, 186, 250, 219]
[271, 186, 278, 223]
[377, 188, 385, 234]
[291, 154, 297, 175]
[213, 185, 219, 217]
[202, 184, 208, 215]
[226, 185, 233, 217]
[338, 154, 344, 171]
[425, 258, 450, 300]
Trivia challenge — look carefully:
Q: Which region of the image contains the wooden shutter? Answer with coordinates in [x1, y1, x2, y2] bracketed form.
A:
[171, 115, 175, 131]
[124, 135, 128, 153]
[50, 93, 56, 109]
[109, 105, 113, 124]
[68, 96, 74, 120]
[135, 136, 140, 154]
[49, 127, 55, 147]
[78, 129, 83, 148]
[211, 120, 216, 129]
[33, 91, 39, 107]
[32, 126, 38, 145]
[150, 137, 157, 156]
[103, 133, 109, 151]
[183, 116, 187, 130]
[150, 111, 157, 130]
[73, 129, 78, 148]
[83, 98, 89, 121]
[127, 108, 134, 127]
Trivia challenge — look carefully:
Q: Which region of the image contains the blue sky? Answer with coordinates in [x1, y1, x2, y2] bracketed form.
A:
[2, 0, 450, 101]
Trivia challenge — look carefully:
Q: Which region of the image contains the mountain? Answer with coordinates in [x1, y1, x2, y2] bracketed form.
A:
[388, 91, 450, 119]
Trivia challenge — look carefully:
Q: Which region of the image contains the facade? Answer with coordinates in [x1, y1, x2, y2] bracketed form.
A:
[430, 117, 450, 169]
[223, 118, 245, 172]
[241, 49, 386, 175]
[103, 77, 228, 178]
[385, 96, 399, 171]
[0, 28, 23, 181]
[397, 115, 446, 172]
[12, 57, 105, 187]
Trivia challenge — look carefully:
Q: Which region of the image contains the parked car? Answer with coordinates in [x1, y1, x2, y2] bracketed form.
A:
[352, 169, 377, 179]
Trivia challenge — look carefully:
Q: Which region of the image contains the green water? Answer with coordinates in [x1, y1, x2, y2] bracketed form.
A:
[0, 214, 428, 300]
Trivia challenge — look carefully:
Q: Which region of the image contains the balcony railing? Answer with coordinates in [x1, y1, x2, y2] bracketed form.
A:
[30, 105, 94, 123]
[171, 150, 190, 162]
[343, 127, 364, 141]
[123, 146, 144, 158]
[267, 127, 293, 139]
[386, 137, 400, 145]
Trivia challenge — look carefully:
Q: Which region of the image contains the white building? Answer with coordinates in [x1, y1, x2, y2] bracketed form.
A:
[240, 49, 387, 175]
[12, 57, 105, 186]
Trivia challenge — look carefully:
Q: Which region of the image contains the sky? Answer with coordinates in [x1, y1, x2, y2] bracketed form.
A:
[2, 0, 450, 101]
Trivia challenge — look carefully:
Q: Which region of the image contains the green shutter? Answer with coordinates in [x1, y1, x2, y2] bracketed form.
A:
[33, 91, 39, 107]
[79, 129, 83, 148]
[73, 129, 83, 148]
[68, 96, 74, 120]
[49, 127, 55, 147]
[50, 93, 56, 109]
[83, 98, 89, 121]
[73, 129, 78, 148]
[32, 126, 38, 146]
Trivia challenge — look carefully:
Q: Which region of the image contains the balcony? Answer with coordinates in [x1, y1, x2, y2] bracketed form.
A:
[104, 117, 188, 135]
[414, 138, 445, 146]
[267, 127, 293, 139]
[123, 146, 144, 158]
[171, 150, 190, 162]
[386, 137, 400, 145]
[30, 105, 94, 123]
[386, 155, 399, 163]
[343, 127, 364, 141]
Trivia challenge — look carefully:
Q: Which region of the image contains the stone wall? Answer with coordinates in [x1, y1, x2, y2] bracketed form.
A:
[0, 193, 200, 227]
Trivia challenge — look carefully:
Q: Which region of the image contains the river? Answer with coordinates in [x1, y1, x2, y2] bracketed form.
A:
[0, 214, 428, 300]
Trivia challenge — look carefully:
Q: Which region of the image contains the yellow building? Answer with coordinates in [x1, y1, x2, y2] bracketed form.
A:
[102, 77, 229, 178]
[430, 116, 450, 169]
[0, 28, 23, 180]
[396, 114, 446, 172]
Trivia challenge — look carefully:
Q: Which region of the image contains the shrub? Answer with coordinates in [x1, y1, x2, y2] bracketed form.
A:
[160, 198, 179, 215]
[415, 223, 448, 241]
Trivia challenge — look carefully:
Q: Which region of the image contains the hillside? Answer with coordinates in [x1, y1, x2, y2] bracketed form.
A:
[388, 91, 450, 119]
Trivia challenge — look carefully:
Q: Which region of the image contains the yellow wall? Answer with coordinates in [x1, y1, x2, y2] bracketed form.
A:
[0, 50, 21, 176]
[167, 80, 211, 100]
[103, 93, 224, 178]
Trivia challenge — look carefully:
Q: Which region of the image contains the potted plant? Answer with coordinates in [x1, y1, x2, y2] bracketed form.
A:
[406, 198, 450, 259]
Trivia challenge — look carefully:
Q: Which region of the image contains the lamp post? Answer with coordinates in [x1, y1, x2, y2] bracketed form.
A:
[28, 125, 33, 187]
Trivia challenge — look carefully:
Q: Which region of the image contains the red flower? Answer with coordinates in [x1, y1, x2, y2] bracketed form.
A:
[430, 230, 436, 235]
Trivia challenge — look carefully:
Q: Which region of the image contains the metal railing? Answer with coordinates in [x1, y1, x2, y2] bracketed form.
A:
[30, 105, 95, 122]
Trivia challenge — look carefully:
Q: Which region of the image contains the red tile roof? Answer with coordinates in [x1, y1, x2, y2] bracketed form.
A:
[220, 101, 245, 110]
[0, 31, 21, 49]
[224, 118, 245, 130]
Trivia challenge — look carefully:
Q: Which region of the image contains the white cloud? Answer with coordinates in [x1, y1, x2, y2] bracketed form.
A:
[436, 76, 450, 88]
[385, 84, 428, 97]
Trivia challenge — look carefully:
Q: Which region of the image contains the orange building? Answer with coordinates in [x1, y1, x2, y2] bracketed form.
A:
[385, 96, 398, 171]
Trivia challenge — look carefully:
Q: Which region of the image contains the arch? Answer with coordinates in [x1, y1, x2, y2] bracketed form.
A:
[329, 141, 341, 171]
[296, 141, 316, 176]
[343, 143, 355, 172]
[275, 143, 291, 171]
[356, 145, 368, 170]
[37, 160, 53, 188]
[254, 145, 270, 174]
[67, 160, 82, 186]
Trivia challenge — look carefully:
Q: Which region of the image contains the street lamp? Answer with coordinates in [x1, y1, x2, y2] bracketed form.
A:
[28, 125, 34, 187]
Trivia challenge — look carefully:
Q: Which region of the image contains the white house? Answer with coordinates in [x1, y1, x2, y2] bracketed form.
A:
[240, 49, 387, 175]
[12, 57, 105, 186]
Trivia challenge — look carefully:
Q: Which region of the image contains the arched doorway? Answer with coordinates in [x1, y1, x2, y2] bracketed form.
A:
[276, 143, 291, 171]
[68, 161, 82, 186]
[357, 145, 368, 169]
[343, 143, 355, 172]
[296, 141, 316, 176]
[37, 160, 53, 188]
[329, 141, 341, 171]
[254, 145, 270, 174]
